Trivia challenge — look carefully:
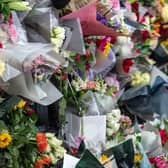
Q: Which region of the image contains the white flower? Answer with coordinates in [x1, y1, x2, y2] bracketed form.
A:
[112, 109, 121, 121]
[46, 144, 51, 152]
[46, 133, 55, 139]
[51, 26, 65, 53]
[0, 60, 5, 77]
[107, 122, 120, 135]
[106, 128, 113, 136]
[111, 122, 120, 133]
[49, 153, 58, 164]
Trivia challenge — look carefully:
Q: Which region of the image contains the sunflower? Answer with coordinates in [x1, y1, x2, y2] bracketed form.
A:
[0, 132, 12, 148]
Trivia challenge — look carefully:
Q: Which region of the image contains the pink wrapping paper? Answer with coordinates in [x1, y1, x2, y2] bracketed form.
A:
[61, 1, 124, 37]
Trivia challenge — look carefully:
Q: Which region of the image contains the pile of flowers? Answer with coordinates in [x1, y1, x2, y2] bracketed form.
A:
[149, 155, 168, 168]
[72, 77, 119, 96]
[106, 109, 132, 142]
[0, 97, 64, 168]
[35, 133, 64, 168]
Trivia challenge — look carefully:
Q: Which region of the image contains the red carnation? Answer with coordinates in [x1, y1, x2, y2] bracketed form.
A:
[159, 129, 168, 145]
[122, 58, 133, 73]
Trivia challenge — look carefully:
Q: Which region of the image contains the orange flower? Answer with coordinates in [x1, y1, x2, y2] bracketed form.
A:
[87, 81, 97, 89]
[34, 156, 51, 168]
[36, 133, 46, 142]
[36, 133, 48, 153]
[43, 156, 51, 164]
[37, 141, 48, 153]
[34, 159, 44, 168]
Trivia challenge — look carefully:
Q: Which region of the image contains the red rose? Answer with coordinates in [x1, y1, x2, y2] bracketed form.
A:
[149, 157, 156, 164]
[0, 43, 3, 49]
[85, 62, 91, 71]
[159, 129, 168, 145]
[131, 1, 139, 11]
[86, 39, 92, 44]
[131, 1, 139, 20]
[96, 39, 101, 46]
[110, 37, 116, 44]
[122, 59, 133, 73]
[141, 30, 149, 43]
[61, 72, 67, 81]
[75, 54, 81, 62]
[26, 108, 35, 116]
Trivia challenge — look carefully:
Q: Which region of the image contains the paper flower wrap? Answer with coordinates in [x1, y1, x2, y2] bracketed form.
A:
[24, 7, 85, 54]
[61, 1, 125, 37]
[0, 43, 63, 105]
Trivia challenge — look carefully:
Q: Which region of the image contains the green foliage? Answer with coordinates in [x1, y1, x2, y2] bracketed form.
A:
[0, 97, 39, 168]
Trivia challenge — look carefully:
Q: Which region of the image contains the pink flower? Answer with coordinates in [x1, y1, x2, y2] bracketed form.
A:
[33, 55, 44, 66]
[98, 37, 111, 53]
[74, 136, 85, 148]
[120, 115, 132, 129]
[0, 43, 3, 49]
[8, 24, 18, 43]
[105, 76, 120, 89]
[109, 0, 120, 11]
[159, 129, 168, 145]
[8, 13, 13, 25]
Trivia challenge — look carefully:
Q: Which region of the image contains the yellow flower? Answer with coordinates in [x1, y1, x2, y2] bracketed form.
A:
[161, 5, 168, 23]
[0, 132, 12, 148]
[17, 100, 26, 109]
[134, 154, 143, 162]
[161, 40, 168, 46]
[100, 154, 109, 162]
[13, 100, 26, 110]
[131, 71, 150, 87]
[103, 42, 111, 56]
[0, 60, 5, 77]
[161, 0, 165, 5]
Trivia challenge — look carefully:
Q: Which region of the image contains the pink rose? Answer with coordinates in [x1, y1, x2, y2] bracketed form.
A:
[8, 24, 18, 43]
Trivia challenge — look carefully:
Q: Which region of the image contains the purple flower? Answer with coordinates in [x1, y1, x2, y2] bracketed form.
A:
[96, 12, 108, 25]
[105, 76, 119, 89]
